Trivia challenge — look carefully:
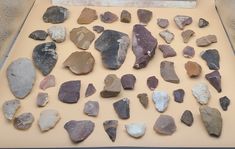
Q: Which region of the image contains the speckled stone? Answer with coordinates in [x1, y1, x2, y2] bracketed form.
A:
[159, 30, 174, 44]
[219, 96, 230, 111]
[205, 70, 221, 93]
[43, 6, 68, 24]
[125, 123, 146, 138]
[199, 18, 209, 28]
[48, 25, 66, 43]
[29, 30, 48, 40]
[192, 83, 211, 105]
[13, 113, 34, 130]
[120, 10, 131, 23]
[152, 90, 170, 113]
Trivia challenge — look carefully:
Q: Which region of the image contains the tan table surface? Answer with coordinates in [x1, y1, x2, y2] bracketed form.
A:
[0, 0, 235, 147]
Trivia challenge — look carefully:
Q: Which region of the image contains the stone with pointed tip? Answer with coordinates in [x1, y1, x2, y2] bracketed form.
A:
[64, 120, 95, 143]
[160, 61, 180, 83]
[103, 120, 118, 142]
[154, 115, 176, 135]
[100, 11, 118, 23]
[152, 90, 170, 112]
[100, 74, 121, 98]
[219, 96, 230, 111]
[192, 83, 211, 105]
[137, 93, 149, 108]
[113, 98, 130, 119]
[132, 24, 157, 69]
[159, 30, 174, 44]
[137, 9, 152, 25]
[199, 18, 209, 28]
[43, 6, 68, 24]
[85, 83, 96, 97]
[201, 49, 220, 70]
[181, 29, 195, 43]
[2, 99, 21, 120]
[174, 15, 192, 30]
[205, 70, 221, 93]
[77, 8, 98, 24]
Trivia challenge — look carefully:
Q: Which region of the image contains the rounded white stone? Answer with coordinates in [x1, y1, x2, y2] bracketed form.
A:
[192, 83, 211, 104]
[152, 90, 170, 112]
[125, 123, 146, 138]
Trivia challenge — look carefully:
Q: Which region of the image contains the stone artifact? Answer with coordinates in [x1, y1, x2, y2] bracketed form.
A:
[219, 96, 230, 111]
[93, 25, 104, 33]
[38, 109, 60, 132]
[160, 61, 180, 83]
[100, 74, 121, 98]
[32, 42, 57, 76]
[157, 18, 169, 28]
[201, 49, 220, 70]
[103, 120, 118, 142]
[205, 70, 221, 93]
[95, 30, 130, 69]
[158, 44, 176, 58]
[100, 11, 118, 23]
[7, 58, 36, 99]
[36, 92, 49, 107]
[185, 61, 202, 78]
[173, 89, 185, 103]
[77, 8, 97, 24]
[132, 24, 157, 69]
[113, 98, 130, 119]
[13, 113, 34, 130]
[196, 35, 217, 47]
[199, 106, 222, 137]
[70, 27, 95, 50]
[154, 115, 176, 135]
[181, 110, 194, 126]
[29, 30, 48, 40]
[85, 83, 96, 97]
[192, 83, 211, 105]
[183, 46, 195, 58]
[2, 99, 21, 120]
[159, 30, 174, 44]
[137, 93, 149, 108]
[137, 9, 152, 25]
[48, 25, 66, 43]
[125, 123, 146, 138]
[43, 6, 68, 24]
[83, 101, 99, 117]
[181, 29, 195, 43]
[120, 10, 131, 23]
[174, 15, 192, 30]
[147, 76, 158, 91]
[152, 90, 170, 112]
[121, 74, 136, 90]
[64, 120, 95, 143]
[58, 80, 81, 103]
[198, 18, 209, 28]
[63, 51, 95, 75]
[39, 75, 56, 90]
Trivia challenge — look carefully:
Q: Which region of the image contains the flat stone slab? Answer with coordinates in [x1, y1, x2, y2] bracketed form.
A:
[7, 58, 36, 99]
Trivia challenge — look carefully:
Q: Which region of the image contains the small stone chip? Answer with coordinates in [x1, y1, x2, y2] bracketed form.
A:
[39, 75, 56, 91]
[183, 46, 195, 58]
[125, 123, 146, 138]
[121, 74, 136, 90]
[160, 61, 180, 84]
[36, 92, 49, 107]
[85, 83, 96, 97]
[147, 76, 158, 91]
[198, 18, 209, 28]
[185, 61, 202, 78]
[38, 109, 60, 132]
[154, 115, 176, 135]
[43, 6, 68, 24]
[137, 93, 149, 108]
[219, 96, 230, 111]
[103, 120, 118, 142]
[100, 11, 118, 23]
[93, 25, 104, 33]
[48, 25, 66, 43]
[113, 98, 130, 119]
[152, 90, 170, 112]
[192, 83, 211, 105]
[77, 8, 98, 24]
[181, 29, 195, 43]
[157, 18, 169, 28]
[181, 110, 194, 126]
[29, 30, 48, 41]
[100, 74, 121, 98]
[84, 101, 99, 117]
[173, 89, 185, 103]
[159, 30, 174, 44]
[2, 99, 21, 120]
[14, 113, 34, 130]
[174, 15, 192, 30]
[205, 70, 221, 93]
[159, 45, 176, 58]
[137, 9, 152, 25]
[120, 10, 131, 23]
[196, 35, 217, 47]
[201, 49, 220, 70]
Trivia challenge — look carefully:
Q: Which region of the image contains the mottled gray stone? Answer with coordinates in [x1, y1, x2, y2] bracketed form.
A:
[181, 110, 194, 126]
[36, 92, 49, 107]
[183, 46, 195, 58]
[103, 120, 118, 142]
[174, 15, 193, 30]
[2, 99, 21, 120]
[154, 115, 176, 135]
[38, 109, 60, 132]
[201, 49, 220, 70]
[120, 10, 131, 23]
[199, 106, 222, 137]
[181, 29, 195, 43]
[199, 18, 209, 28]
[48, 25, 66, 43]
[159, 44, 176, 58]
[205, 70, 221, 93]
[32, 42, 57, 76]
[159, 30, 174, 44]
[125, 123, 146, 138]
[58, 80, 81, 103]
[113, 98, 130, 119]
[132, 24, 157, 69]
[157, 18, 169, 28]
[160, 61, 179, 83]
[137, 9, 152, 25]
[121, 74, 136, 90]
[70, 27, 95, 50]
[7, 58, 36, 99]
[43, 6, 68, 24]
[85, 83, 96, 97]
[13, 113, 34, 130]
[100, 11, 118, 23]
[83, 101, 99, 117]
[100, 74, 121, 98]
[152, 90, 170, 112]
[219, 96, 230, 111]
[192, 83, 211, 105]
[95, 30, 130, 70]
[196, 35, 217, 47]
[147, 76, 158, 91]
[29, 30, 48, 40]
[64, 120, 95, 143]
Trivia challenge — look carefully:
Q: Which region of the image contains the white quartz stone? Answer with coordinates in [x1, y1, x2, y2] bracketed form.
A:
[125, 123, 146, 138]
[192, 83, 211, 105]
[48, 26, 66, 43]
[152, 90, 170, 112]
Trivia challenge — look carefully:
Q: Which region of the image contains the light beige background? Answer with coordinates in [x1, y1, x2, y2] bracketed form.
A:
[0, 0, 235, 147]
